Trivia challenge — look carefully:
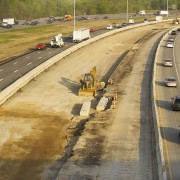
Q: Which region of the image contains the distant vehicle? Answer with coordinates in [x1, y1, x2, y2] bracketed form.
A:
[103, 16, 108, 19]
[171, 96, 180, 111]
[3, 18, 15, 25]
[22, 21, 29, 25]
[106, 24, 113, 30]
[14, 20, 19, 25]
[115, 23, 122, 28]
[50, 34, 65, 47]
[144, 19, 148, 23]
[0, 22, 12, 28]
[47, 19, 52, 24]
[177, 28, 180, 31]
[64, 15, 73, 21]
[165, 77, 177, 87]
[171, 30, 176, 35]
[49, 16, 56, 21]
[166, 42, 173, 48]
[163, 59, 173, 66]
[156, 16, 163, 21]
[36, 43, 46, 50]
[139, 10, 146, 15]
[30, 21, 37, 26]
[122, 23, 127, 26]
[157, 10, 168, 15]
[129, 19, 134, 24]
[168, 37, 174, 42]
[73, 28, 91, 43]
[90, 28, 96, 33]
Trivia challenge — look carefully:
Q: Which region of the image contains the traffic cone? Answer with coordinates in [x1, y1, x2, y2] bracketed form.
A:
[114, 93, 118, 102]
[112, 100, 116, 109]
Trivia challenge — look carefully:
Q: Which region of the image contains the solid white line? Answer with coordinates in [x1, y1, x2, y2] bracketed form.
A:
[14, 70, 19, 73]
[0, 69, 3, 72]
[0, 79, 3, 82]
[14, 62, 18, 65]
[27, 62, 32, 66]
[173, 36, 180, 84]
[38, 57, 42, 59]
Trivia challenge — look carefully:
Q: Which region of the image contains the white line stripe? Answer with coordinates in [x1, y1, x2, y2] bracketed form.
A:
[0, 69, 3, 71]
[38, 57, 42, 59]
[49, 52, 52, 54]
[14, 62, 18, 65]
[26, 56, 30, 58]
[0, 79, 3, 82]
[27, 62, 32, 65]
[14, 70, 19, 73]
[173, 36, 180, 84]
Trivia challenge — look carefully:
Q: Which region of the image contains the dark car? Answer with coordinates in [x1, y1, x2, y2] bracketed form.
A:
[30, 21, 37, 26]
[177, 28, 180, 31]
[171, 96, 180, 111]
[171, 30, 176, 35]
[22, 21, 29, 25]
[47, 19, 52, 24]
[14, 20, 19, 25]
[103, 16, 108, 19]
[122, 23, 127, 26]
[36, 43, 47, 50]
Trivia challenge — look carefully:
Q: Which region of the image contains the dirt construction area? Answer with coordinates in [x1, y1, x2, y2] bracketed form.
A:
[0, 23, 173, 180]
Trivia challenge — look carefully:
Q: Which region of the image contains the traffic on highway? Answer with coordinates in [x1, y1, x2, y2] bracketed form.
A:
[155, 28, 180, 179]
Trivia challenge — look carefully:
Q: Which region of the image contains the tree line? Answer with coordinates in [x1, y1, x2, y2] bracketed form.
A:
[0, 0, 179, 20]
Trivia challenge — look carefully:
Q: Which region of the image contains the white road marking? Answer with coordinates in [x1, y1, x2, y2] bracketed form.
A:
[38, 57, 42, 59]
[37, 51, 40, 54]
[0, 69, 3, 72]
[14, 70, 19, 73]
[14, 62, 18, 65]
[0, 79, 3, 82]
[27, 62, 32, 66]
[49, 52, 52, 54]
[26, 56, 30, 58]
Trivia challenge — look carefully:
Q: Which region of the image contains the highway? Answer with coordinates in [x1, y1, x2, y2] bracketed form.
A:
[0, 28, 109, 91]
[155, 30, 180, 179]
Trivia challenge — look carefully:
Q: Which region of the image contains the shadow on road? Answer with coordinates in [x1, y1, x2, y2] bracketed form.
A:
[156, 100, 172, 111]
[160, 127, 180, 144]
[58, 77, 79, 96]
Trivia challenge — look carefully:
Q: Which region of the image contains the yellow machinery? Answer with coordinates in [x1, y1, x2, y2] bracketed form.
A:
[78, 66, 105, 96]
[172, 18, 180, 25]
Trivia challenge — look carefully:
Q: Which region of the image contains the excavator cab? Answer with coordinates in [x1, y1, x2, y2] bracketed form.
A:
[78, 66, 105, 97]
[78, 67, 96, 96]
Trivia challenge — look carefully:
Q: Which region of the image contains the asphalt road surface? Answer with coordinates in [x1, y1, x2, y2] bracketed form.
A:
[155, 30, 180, 180]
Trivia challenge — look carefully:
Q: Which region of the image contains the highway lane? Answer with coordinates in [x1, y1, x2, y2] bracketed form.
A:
[0, 26, 135, 91]
[156, 30, 180, 180]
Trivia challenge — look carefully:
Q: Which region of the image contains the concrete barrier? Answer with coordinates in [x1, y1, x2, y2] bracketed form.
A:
[0, 19, 173, 105]
[80, 101, 91, 116]
[96, 97, 109, 111]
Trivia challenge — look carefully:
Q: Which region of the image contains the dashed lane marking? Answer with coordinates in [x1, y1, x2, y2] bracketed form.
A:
[14, 70, 19, 73]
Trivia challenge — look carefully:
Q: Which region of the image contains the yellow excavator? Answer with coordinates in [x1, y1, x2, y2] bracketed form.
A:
[172, 18, 180, 25]
[78, 66, 105, 96]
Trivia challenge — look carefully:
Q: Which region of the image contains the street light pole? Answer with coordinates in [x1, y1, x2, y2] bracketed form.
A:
[73, 0, 76, 32]
[126, 0, 129, 23]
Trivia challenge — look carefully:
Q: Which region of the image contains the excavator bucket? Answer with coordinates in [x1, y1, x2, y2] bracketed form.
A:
[78, 89, 95, 96]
